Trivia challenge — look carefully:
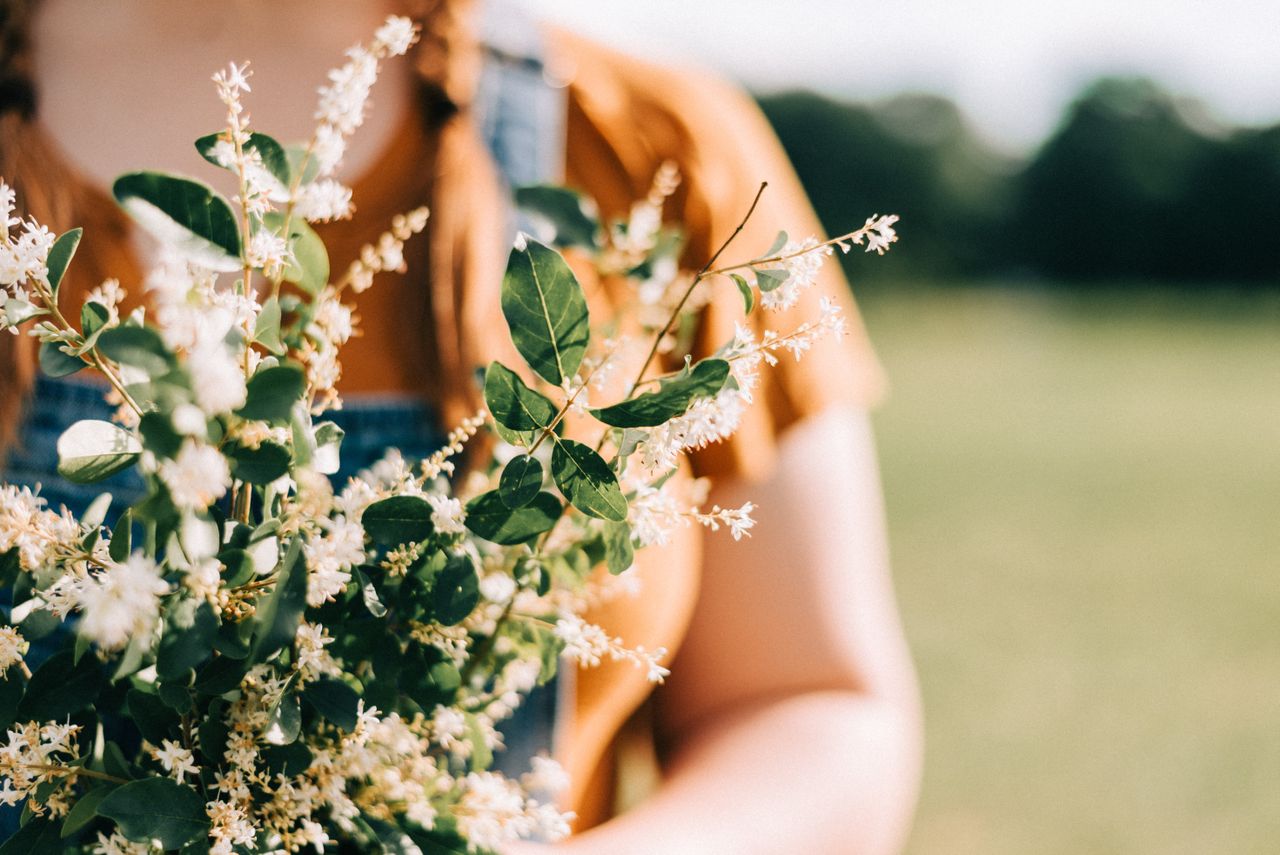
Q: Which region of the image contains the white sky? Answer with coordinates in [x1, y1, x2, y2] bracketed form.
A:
[529, 0, 1280, 153]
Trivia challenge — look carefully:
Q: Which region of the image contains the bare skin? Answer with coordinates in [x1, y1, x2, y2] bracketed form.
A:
[32, 3, 922, 851]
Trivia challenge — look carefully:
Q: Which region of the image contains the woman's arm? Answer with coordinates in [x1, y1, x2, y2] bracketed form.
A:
[516, 404, 923, 853]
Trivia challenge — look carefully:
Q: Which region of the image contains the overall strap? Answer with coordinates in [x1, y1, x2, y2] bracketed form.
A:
[473, 1, 567, 208]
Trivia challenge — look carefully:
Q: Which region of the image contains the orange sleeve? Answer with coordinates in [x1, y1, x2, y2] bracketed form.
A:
[557, 29, 886, 483]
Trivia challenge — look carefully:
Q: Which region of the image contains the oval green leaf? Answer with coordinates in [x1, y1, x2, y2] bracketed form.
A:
[484, 361, 557, 431]
[46, 228, 83, 295]
[97, 777, 209, 849]
[499, 455, 543, 508]
[56, 420, 142, 484]
[500, 238, 590, 386]
[112, 171, 242, 271]
[362, 496, 433, 546]
[550, 438, 628, 522]
[465, 490, 562, 545]
[590, 358, 730, 428]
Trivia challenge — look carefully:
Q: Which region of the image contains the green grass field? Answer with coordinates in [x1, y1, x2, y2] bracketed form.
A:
[860, 286, 1280, 854]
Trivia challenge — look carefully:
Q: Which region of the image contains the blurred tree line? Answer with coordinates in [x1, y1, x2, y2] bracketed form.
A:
[758, 77, 1280, 285]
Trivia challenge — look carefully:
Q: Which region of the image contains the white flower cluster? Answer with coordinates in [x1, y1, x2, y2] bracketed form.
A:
[555, 614, 670, 683]
[311, 16, 418, 179]
[73, 553, 170, 652]
[0, 180, 55, 335]
[759, 236, 832, 312]
[0, 721, 82, 813]
[0, 485, 79, 574]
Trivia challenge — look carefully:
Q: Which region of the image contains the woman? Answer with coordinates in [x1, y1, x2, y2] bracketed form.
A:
[0, 0, 921, 851]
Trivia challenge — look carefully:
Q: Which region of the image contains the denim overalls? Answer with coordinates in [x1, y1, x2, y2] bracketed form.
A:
[0, 1, 566, 822]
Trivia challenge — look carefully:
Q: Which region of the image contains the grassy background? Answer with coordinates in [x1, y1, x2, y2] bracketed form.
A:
[859, 286, 1280, 854]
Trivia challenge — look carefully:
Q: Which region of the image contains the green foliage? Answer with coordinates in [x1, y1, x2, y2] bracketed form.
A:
[250, 540, 306, 663]
[228, 440, 293, 485]
[96, 325, 174, 377]
[17, 652, 102, 722]
[112, 171, 242, 272]
[302, 678, 361, 730]
[195, 130, 291, 187]
[55, 420, 142, 484]
[500, 239, 590, 386]
[483, 361, 556, 432]
[37, 340, 83, 378]
[603, 521, 635, 575]
[432, 554, 480, 626]
[157, 600, 219, 679]
[592, 358, 730, 428]
[237, 364, 306, 422]
[263, 212, 329, 294]
[363, 496, 434, 546]
[0, 818, 59, 853]
[550, 438, 628, 522]
[498, 455, 543, 508]
[465, 491, 562, 545]
[97, 777, 209, 848]
[514, 185, 601, 249]
[45, 227, 82, 296]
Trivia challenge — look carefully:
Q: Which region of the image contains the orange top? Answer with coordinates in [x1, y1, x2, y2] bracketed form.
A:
[48, 27, 886, 833]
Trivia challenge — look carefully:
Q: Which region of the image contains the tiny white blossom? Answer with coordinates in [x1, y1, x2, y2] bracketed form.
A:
[158, 441, 231, 511]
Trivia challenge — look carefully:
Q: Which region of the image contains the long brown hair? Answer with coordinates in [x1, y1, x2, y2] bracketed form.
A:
[0, 0, 504, 454]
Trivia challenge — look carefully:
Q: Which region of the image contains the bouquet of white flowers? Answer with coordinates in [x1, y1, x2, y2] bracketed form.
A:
[0, 15, 898, 854]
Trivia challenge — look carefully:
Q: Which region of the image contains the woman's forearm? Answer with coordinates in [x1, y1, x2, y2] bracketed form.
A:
[558, 689, 921, 855]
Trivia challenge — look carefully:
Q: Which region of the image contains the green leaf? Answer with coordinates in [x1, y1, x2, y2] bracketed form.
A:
[228, 440, 292, 485]
[97, 777, 209, 849]
[236, 364, 305, 423]
[731, 272, 755, 314]
[138, 412, 183, 459]
[55, 419, 142, 484]
[263, 212, 329, 294]
[96, 325, 173, 376]
[354, 566, 387, 618]
[253, 295, 286, 355]
[591, 358, 730, 428]
[362, 496, 433, 546]
[0, 817, 59, 854]
[483, 361, 557, 431]
[500, 238, 590, 386]
[78, 300, 110, 350]
[2, 298, 46, 326]
[302, 678, 360, 730]
[195, 131, 291, 187]
[112, 171, 242, 271]
[17, 652, 103, 722]
[551, 438, 628, 522]
[754, 265, 789, 293]
[193, 655, 248, 696]
[260, 741, 312, 778]
[604, 520, 635, 575]
[46, 227, 83, 295]
[250, 539, 306, 663]
[499, 455, 543, 508]
[433, 553, 479, 626]
[464, 711, 493, 771]
[108, 510, 132, 563]
[464, 490, 562, 545]
[263, 686, 301, 745]
[312, 421, 345, 475]
[126, 689, 179, 744]
[157, 600, 219, 679]
[38, 340, 83, 378]
[514, 185, 601, 249]
[0, 674, 24, 731]
[61, 785, 113, 838]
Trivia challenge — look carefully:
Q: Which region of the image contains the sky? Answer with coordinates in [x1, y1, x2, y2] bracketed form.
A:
[529, 0, 1280, 153]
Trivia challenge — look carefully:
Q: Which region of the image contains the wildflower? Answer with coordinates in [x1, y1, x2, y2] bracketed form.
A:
[158, 440, 231, 511]
[303, 516, 365, 606]
[294, 179, 353, 223]
[758, 236, 830, 312]
[77, 553, 169, 652]
[151, 739, 199, 784]
[187, 345, 247, 416]
[0, 627, 27, 676]
[426, 493, 466, 535]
